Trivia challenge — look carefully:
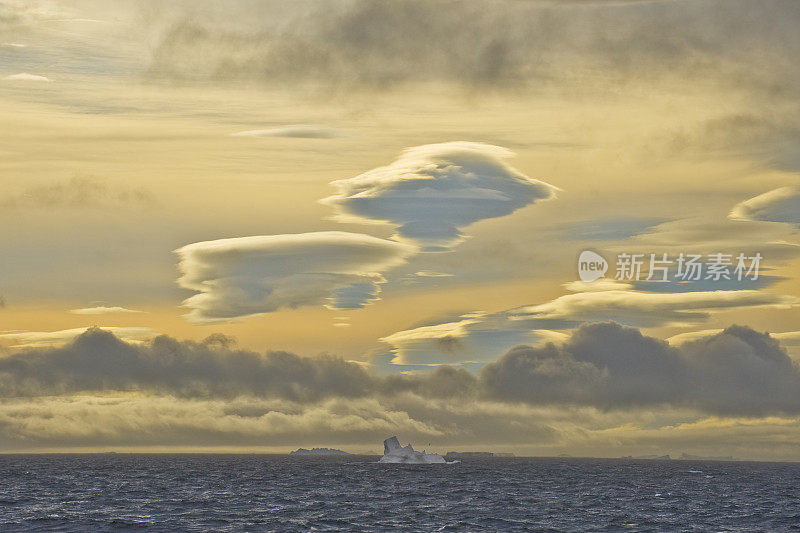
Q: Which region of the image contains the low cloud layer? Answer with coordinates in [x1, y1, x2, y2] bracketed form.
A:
[175, 231, 415, 323]
[730, 186, 800, 227]
[322, 142, 556, 250]
[0, 328, 371, 400]
[2, 324, 800, 419]
[483, 322, 800, 417]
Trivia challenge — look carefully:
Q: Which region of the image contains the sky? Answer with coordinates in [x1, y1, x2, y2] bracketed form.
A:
[1, 0, 800, 459]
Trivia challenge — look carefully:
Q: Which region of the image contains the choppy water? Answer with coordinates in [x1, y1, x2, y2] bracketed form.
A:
[1, 454, 799, 531]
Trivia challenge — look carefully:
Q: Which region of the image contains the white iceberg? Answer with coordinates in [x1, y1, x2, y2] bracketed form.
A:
[378, 436, 447, 464]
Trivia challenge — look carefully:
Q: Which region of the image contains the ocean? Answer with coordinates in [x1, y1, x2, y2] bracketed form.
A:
[1, 454, 799, 531]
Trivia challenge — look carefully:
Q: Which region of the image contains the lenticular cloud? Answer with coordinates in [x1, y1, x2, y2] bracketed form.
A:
[175, 232, 415, 323]
[730, 186, 800, 226]
[322, 142, 557, 251]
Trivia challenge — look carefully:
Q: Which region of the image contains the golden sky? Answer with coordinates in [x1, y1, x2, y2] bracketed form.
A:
[1, 0, 799, 458]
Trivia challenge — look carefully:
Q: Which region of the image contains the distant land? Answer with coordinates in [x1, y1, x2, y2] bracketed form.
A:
[444, 451, 515, 459]
[289, 448, 351, 456]
[679, 453, 737, 461]
[621, 453, 738, 461]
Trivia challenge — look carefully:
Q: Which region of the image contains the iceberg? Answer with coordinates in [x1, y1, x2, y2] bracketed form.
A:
[379, 436, 447, 464]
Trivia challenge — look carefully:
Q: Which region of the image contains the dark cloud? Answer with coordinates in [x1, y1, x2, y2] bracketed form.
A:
[0, 328, 374, 400]
[483, 322, 800, 416]
[3, 324, 800, 417]
[144, 0, 800, 97]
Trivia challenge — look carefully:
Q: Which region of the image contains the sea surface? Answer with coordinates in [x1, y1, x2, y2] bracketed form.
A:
[1, 454, 799, 531]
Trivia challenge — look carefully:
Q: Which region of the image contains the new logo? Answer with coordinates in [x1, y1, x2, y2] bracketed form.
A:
[578, 250, 608, 282]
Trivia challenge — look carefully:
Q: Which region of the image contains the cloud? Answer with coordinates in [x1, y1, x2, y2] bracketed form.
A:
[143, 0, 800, 101]
[0, 176, 156, 210]
[381, 314, 558, 366]
[0, 1, 67, 29]
[666, 329, 723, 345]
[3, 324, 800, 420]
[774, 331, 800, 347]
[3, 325, 800, 454]
[230, 125, 341, 139]
[0, 327, 155, 349]
[558, 217, 667, 241]
[414, 270, 453, 278]
[609, 217, 800, 265]
[513, 290, 798, 328]
[562, 279, 633, 292]
[69, 306, 142, 315]
[381, 289, 798, 365]
[667, 113, 800, 172]
[730, 186, 800, 227]
[322, 142, 557, 250]
[0, 328, 372, 399]
[4, 73, 51, 81]
[482, 322, 800, 416]
[175, 231, 416, 323]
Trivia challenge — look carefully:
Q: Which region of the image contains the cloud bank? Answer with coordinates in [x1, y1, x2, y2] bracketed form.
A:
[322, 142, 556, 250]
[175, 231, 415, 323]
[143, 0, 800, 101]
[3, 324, 800, 418]
[482, 322, 800, 417]
[3, 324, 800, 454]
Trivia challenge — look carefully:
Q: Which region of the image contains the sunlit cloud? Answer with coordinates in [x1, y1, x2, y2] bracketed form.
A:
[382, 289, 799, 365]
[69, 306, 143, 315]
[514, 290, 798, 328]
[730, 186, 800, 226]
[4, 73, 51, 82]
[175, 231, 416, 323]
[230, 125, 341, 139]
[0, 327, 156, 349]
[414, 271, 454, 278]
[322, 142, 557, 250]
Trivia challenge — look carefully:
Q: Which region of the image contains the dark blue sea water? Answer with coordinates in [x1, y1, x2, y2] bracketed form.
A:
[1, 455, 799, 532]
